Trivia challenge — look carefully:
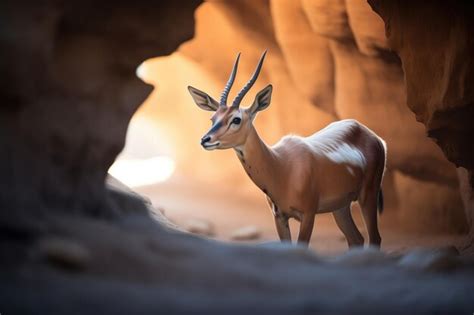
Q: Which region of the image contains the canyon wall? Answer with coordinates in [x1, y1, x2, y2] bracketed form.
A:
[368, 0, 474, 245]
[138, 0, 467, 232]
[0, 1, 200, 227]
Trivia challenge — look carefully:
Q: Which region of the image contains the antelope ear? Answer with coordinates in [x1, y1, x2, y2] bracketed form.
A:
[249, 84, 272, 115]
[188, 86, 220, 111]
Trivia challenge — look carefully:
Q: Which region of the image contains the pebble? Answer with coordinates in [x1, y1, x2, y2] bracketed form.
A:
[231, 226, 261, 241]
[38, 237, 90, 271]
[184, 218, 215, 237]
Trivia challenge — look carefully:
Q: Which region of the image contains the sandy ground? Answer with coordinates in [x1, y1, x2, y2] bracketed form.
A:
[136, 177, 463, 256]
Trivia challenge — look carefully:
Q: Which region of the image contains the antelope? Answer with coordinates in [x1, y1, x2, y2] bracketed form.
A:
[188, 51, 386, 248]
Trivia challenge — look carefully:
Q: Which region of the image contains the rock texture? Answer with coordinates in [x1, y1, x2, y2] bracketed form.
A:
[269, 0, 459, 187]
[368, 1, 474, 172]
[0, 1, 200, 224]
[368, 0, 474, 247]
[3, 221, 474, 314]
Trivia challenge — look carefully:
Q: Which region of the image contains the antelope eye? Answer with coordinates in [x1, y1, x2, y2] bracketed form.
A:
[232, 117, 241, 125]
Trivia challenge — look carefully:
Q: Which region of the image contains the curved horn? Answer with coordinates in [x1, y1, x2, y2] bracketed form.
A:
[220, 53, 241, 106]
[232, 50, 267, 108]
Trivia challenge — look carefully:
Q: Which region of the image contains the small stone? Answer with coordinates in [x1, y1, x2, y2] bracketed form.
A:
[184, 218, 215, 237]
[231, 226, 261, 241]
[38, 237, 90, 271]
[155, 207, 166, 215]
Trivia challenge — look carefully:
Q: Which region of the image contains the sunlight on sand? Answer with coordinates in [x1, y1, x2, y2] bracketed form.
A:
[109, 156, 175, 187]
[108, 113, 176, 187]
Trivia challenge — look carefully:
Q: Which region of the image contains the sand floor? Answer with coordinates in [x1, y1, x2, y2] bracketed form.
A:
[136, 177, 463, 256]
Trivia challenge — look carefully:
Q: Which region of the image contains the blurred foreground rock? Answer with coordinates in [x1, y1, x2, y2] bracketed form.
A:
[3, 214, 474, 314]
[0, 0, 200, 222]
[398, 247, 461, 272]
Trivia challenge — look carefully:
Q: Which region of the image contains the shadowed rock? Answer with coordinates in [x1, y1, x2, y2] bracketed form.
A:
[368, 0, 474, 249]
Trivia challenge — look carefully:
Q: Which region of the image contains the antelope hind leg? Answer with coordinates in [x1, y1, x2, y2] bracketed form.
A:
[332, 205, 364, 248]
[359, 190, 382, 247]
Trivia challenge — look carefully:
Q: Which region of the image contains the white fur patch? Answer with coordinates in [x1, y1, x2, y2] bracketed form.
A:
[325, 143, 367, 169]
[303, 120, 368, 170]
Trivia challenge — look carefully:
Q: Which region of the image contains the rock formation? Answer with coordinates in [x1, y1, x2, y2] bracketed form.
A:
[368, 0, 474, 248]
[139, 0, 466, 232]
[0, 1, 200, 223]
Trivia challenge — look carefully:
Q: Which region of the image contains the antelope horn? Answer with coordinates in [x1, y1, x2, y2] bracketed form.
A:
[220, 53, 241, 106]
[232, 50, 267, 108]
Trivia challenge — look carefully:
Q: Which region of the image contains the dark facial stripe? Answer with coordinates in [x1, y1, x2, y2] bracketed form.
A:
[209, 120, 223, 134]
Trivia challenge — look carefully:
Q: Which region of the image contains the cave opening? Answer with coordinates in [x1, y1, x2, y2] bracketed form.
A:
[2, 0, 474, 314]
[112, 0, 469, 255]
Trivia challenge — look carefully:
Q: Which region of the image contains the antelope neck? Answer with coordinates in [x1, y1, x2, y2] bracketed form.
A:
[234, 125, 277, 195]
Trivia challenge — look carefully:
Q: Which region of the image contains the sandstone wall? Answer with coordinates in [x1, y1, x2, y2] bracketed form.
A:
[368, 0, 474, 243]
[137, 0, 466, 232]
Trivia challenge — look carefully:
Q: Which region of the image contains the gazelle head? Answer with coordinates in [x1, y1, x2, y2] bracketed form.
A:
[188, 51, 272, 150]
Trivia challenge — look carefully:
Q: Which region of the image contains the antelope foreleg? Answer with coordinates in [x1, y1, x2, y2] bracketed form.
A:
[297, 212, 315, 246]
[274, 214, 291, 241]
